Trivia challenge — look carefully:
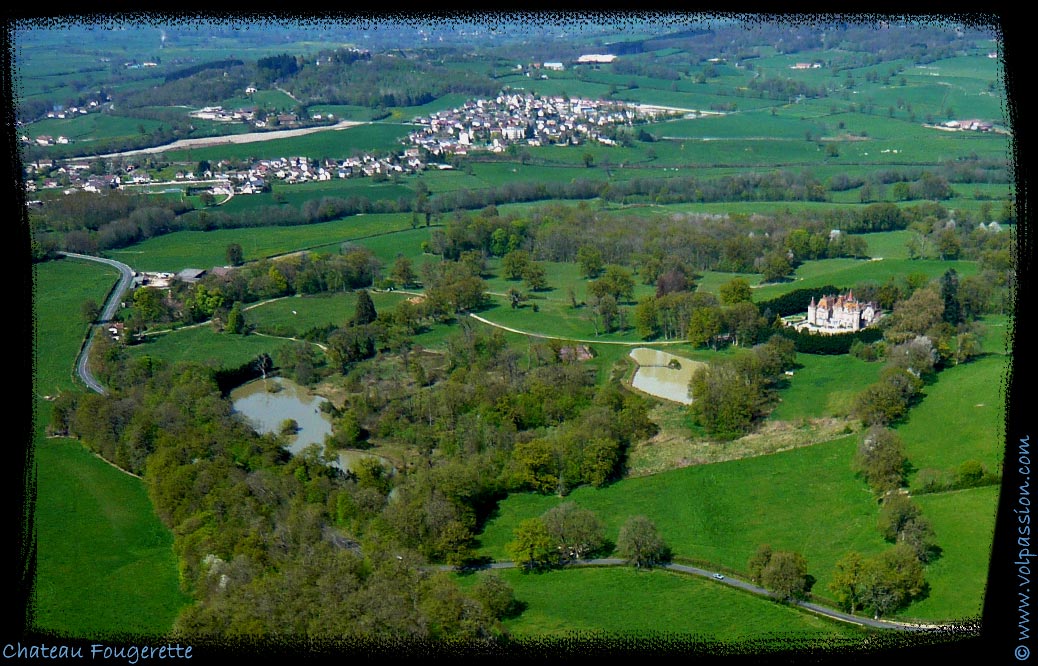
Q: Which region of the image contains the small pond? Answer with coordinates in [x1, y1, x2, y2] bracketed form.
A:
[628, 348, 704, 405]
[230, 376, 395, 475]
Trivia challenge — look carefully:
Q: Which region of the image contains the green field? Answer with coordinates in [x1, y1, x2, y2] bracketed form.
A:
[33, 437, 191, 637]
[33, 258, 120, 397]
[162, 122, 413, 163]
[458, 566, 869, 643]
[896, 319, 1011, 482]
[32, 258, 188, 636]
[103, 213, 420, 272]
[22, 22, 1014, 642]
[475, 435, 895, 607]
[767, 353, 885, 421]
[752, 258, 980, 301]
[908, 485, 1000, 621]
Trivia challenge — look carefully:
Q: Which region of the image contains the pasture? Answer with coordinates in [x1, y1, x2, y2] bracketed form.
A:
[457, 565, 868, 643]
[22, 27, 1014, 641]
[102, 212, 419, 271]
[895, 319, 1011, 482]
[31, 258, 188, 637]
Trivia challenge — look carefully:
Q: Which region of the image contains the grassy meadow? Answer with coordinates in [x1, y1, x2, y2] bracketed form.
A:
[23, 29, 1014, 642]
[456, 565, 869, 643]
[32, 258, 189, 637]
[103, 212, 421, 272]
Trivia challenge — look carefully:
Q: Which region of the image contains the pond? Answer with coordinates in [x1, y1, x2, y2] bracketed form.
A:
[628, 348, 705, 405]
[230, 376, 395, 475]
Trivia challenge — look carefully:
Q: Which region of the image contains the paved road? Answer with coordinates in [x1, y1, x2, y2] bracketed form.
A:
[449, 558, 961, 634]
[52, 258, 973, 636]
[67, 119, 365, 160]
[58, 252, 136, 395]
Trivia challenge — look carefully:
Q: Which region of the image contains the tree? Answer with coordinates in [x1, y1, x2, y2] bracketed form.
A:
[633, 297, 661, 339]
[521, 262, 548, 292]
[655, 268, 691, 297]
[352, 290, 378, 326]
[877, 493, 921, 542]
[132, 286, 165, 323]
[576, 246, 604, 279]
[616, 515, 669, 568]
[747, 544, 773, 585]
[759, 250, 793, 283]
[470, 572, 517, 619]
[542, 502, 606, 561]
[938, 269, 962, 325]
[506, 517, 556, 570]
[81, 298, 101, 325]
[859, 544, 926, 619]
[958, 274, 993, 320]
[688, 361, 762, 440]
[390, 256, 418, 288]
[852, 368, 922, 426]
[828, 551, 866, 613]
[898, 514, 939, 563]
[687, 306, 723, 349]
[225, 301, 246, 334]
[225, 243, 244, 266]
[853, 426, 907, 494]
[723, 301, 764, 347]
[588, 265, 635, 303]
[505, 286, 526, 309]
[761, 550, 809, 601]
[719, 277, 753, 305]
[502, 249, 531, 280]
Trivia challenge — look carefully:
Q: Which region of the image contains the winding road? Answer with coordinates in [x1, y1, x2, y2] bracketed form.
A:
[448, 558, 966, 634]
[59, 251, 136, 395]
[53, 263, 974, 636]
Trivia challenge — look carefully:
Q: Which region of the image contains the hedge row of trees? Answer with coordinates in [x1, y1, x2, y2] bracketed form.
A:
[505, 505, 670, 571]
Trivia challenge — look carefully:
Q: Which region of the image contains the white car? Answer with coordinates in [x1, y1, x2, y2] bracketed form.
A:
[712, 573, 725, 580]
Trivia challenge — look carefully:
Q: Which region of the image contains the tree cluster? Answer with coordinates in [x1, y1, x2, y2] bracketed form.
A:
[688, 335, 797, 440]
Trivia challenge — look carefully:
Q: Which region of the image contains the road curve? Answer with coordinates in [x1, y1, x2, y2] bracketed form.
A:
[50, 257, 973, 636]
[446, 558, 964, 634]
[58, 252, 137, 395]
[467, 312, 690, 346]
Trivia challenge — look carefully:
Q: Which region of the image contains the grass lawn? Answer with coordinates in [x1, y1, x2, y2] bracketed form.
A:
[751, 258, 979, 301]
[457, 566, 870, 644]
[33, 258, 121, 397]
[896, 345, 1011, 484]
[476, 435, 901, 616]
[32, 258, 189, 637]
[33, 435, 191, 637]
[907, 486, 1000, 623]
[768, 353, 886, 421]
[127, 323, 286, 369]
[103, 213, 419, 272]
[243, 290, 411, 336]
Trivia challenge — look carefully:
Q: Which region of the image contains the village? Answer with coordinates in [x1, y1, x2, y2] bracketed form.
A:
[405, 91, 679, 156]
[23, 91, 681, 198]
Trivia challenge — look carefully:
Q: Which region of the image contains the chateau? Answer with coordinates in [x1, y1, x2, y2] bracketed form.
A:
[789, 291, 882, 334]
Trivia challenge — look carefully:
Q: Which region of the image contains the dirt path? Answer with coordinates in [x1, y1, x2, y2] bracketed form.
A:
[466, 312, 688, 346]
